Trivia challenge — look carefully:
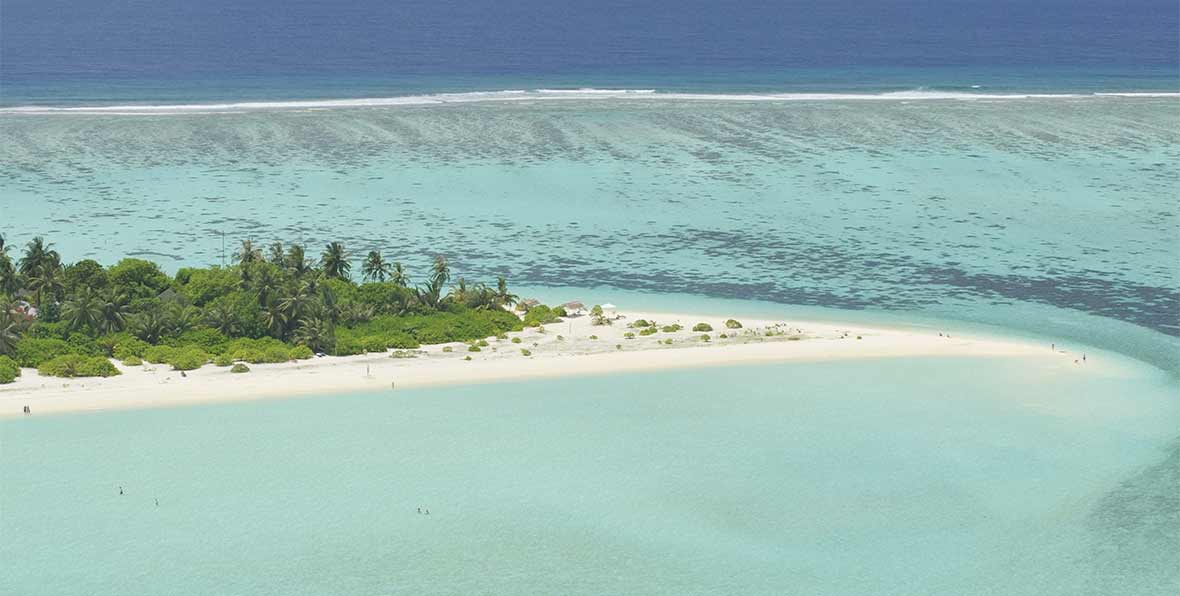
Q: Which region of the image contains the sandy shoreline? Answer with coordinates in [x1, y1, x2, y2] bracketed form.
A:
[0, 309, 1080, 418]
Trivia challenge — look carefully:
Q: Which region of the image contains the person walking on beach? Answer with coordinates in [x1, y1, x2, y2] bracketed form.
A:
[119, 486, 124, 495]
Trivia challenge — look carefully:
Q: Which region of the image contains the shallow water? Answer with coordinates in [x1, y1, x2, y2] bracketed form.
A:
[2, 96, 1178, 369]
[2, 356, 1177, 595]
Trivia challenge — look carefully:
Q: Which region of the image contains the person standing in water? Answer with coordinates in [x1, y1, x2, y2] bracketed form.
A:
[119, 486, 124, 495]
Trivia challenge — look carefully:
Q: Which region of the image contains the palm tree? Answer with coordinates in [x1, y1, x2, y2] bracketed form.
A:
[451, 277, 471, 304]
[204, 302, 238, 336]
[18, 236, 59, 278]
[362, 250, 391, 282]
[268, 242, 285, 266]
[415, 255, 450, 309]
[129, 309, 169, 344]
[19, 237, 62, 306]
[99, 292, 130, 333]
[161, 304, 200, 337]
[340, 302, 375, 325]
[430, 255, 450, 288]
[0, 250, 20, 297]
[262, 303, 288, 339]
[61, 287, 104, 331]
[286, 244, 310, 277]
[321, 242, 350, 280]
[318, 285, 340, 324]
[465, 284, 499, 310]
[25, 264, 63, 308]
[237, 240, 263, 266]
[250, 265, 282, 307]
[0, 307, 23, 356]
[494, 276, 518, 308]
[279, 287, 313, 325]
[294, 316, 334, 354]
[390, 262, 408, 287]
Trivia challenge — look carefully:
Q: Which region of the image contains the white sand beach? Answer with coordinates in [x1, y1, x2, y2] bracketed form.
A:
[0, 309, 1088, 417]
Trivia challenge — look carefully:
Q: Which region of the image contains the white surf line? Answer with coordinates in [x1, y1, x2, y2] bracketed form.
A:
[1, 88, 1176, 115]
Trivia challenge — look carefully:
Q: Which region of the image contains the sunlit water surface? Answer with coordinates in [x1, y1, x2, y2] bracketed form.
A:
[2, 356, 1178, 595]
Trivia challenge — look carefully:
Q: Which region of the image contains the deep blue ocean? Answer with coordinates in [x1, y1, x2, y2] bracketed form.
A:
[1, 0, 1177, 105]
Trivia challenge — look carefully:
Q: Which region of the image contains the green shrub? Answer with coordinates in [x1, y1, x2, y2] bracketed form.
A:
[511, 337, 522, 344]
[624, 332, 635, 339]
[230, 363, 250, 373]
[13, 338, 74, 368]
[638, 327, 658, 336]
[615, 344, 622, 350]
[360, 336, 388, 353]
[660, 324, 683, 333]
[692, 323, 713, 332]
[552, 306, 568, 317]
[262, 345, 292, 362]
[122, 356, 143, 366]
[333, 337, 364, 356]
[725, 319, 743, 329]
[170, 347, 210, 371]
[477, 339, 489, 347]
[520, 349, 532, 356]
[663, 338, 673, 345]
[522, 305, 561, 327]
[223, 337, 300, 363]
[630, 319, 654, 328]
[381, 333, 419, 349]
[464, 355, 472, 361]
[390, 350, 422, 359]
[213, 354, 235, 367]
[442, 346, 454, 353]
[290, 345, 314, 360]
[164, 328, 229, 354]
[589, 335, 598, 340]
[143, 345, 178, 364]
[700, 334, 711, 342]
[468, 344, 482, 352]
[102, 333, 150, 360]
[0, 356, 20, 384]
[37, 355, 121, 378]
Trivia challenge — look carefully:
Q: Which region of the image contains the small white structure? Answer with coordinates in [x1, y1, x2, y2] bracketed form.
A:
[11, 300, 38, 321]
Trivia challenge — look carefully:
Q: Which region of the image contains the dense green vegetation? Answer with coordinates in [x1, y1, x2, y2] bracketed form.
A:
[0, 355, 19, 384]
[0, 234, 526, 378]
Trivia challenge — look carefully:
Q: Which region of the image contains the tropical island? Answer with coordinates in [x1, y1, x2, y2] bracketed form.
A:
[0, 234, 1075, 415]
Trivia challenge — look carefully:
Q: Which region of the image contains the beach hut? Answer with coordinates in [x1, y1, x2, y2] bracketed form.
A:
[600, 303, 618, 318]
[562, 301, 585, 315]
[517, 298, 540, 312]
[157, 288, 183, 304]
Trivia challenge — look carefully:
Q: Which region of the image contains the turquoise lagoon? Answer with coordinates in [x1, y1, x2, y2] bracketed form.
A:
[2, 94, 1179, 594]
[2, 356, 1178, 595]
